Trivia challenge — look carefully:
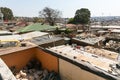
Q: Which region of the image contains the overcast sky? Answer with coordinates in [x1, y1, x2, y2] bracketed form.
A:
[0, 0, 120, 17]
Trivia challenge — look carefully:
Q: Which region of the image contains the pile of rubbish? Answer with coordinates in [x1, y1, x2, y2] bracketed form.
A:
[84, 46, 118, 60]
[76, 33, 97, 39]
[13, 59, 61, 80]
[105, 40, 120, 53]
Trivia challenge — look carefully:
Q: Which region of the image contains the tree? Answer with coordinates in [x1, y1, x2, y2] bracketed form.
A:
[0, 7, 14, 20]
[74, 8, 91, 25]
[39, 7, 62, 26]
[68, 18, 75, 24]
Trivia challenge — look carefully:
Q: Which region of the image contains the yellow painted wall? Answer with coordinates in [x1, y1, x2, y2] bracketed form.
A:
[0, 47, 59, 73]
[0, 47, 108, 80]
[35, 48, 59, 73]
[0, 48, 35, 71]
[59, 59, 106, 80]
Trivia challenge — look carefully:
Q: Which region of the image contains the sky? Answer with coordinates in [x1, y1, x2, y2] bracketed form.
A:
[0, 0, 120, 18]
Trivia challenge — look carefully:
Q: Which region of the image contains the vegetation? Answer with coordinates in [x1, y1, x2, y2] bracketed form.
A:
[74, 8, 91, 24]
[0, 7, 14, 20]
[68, 8, 91, 31]
[55, 27, 72, 34]
[39, 7, 62, 26]
[33, 17, 44, 23]
[68, 18, 75, 24]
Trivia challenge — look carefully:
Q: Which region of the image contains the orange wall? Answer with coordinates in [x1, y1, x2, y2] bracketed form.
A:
[0, 47, 108, 79]
[0, 47, 59, 73]
[36, 48, 59, 72]
[0, 48, 35, 71]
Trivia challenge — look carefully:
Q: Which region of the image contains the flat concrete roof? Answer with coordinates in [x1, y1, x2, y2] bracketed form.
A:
[111, 29, 120, 33]
[84, 46, 119, 60]
[31, 35, 64, 45]
[73, 37, 104, 45]
[91, 25, 120, 29]
[0, 42, 37, 56]
[73, 33, 105, 45]
[46, 45, 120, 79]
[0, 31, 12, 35]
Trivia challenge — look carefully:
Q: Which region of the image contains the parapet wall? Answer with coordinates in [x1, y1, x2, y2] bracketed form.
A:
[0, 46, 114, 80]
[0, 47, 58, 73]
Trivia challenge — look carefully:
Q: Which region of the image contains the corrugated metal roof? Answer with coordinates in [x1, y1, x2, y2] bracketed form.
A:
[0, 31, 12, 35]
[31, 35, 63, 45]
[0, 31, 48, 41]
[0, 35, 22, 41]
[21, 31, 48, 40]
[91, 26, 120, 29]
[17, 23, 57, 33]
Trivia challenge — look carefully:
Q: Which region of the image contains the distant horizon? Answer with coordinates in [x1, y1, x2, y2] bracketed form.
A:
[1, 0, 120, 18]
[13, 16, 120, 18]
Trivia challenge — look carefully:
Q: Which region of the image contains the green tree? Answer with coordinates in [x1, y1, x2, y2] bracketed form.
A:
[39, 7, 62, 26]
[74, 8, 91, 24]
[68, 18, 75, 24]
[73, 8, 91, 31]
[33, 17, 38, 23]
[0, 7, 14, 20]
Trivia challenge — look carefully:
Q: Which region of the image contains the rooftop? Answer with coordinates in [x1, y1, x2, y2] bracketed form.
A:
[0, 42, 37, 56]
[17, 23, 57, 33]
[73, 33, 105, 45]
[84, 46, 119, 60]
[91, 25, 120, 29]
[0, 35, 21, 41]
[21, 31, 48, 40]
[0, 31, 48, 41]
[31, 35, 64, 46]
[47, 45, 120, 79]
[0, 31, 12, 35]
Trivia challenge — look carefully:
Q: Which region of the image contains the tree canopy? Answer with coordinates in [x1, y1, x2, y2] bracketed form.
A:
[68, 8, 91, 25]
[74, 8, 91, 24]
[39, 7, 62, 26]
[0, 7, 14, 20]
[68, 18, 75, 24]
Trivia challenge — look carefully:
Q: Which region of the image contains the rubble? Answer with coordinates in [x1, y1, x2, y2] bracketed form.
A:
[84, 46, 119, 60]
[12, 59, 61, 80]
[104, 40, 120, 53]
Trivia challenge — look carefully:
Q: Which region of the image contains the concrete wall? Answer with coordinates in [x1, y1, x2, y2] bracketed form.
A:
[36, 48, 59, 73]
[39, 39, 65, 48]
[0, 48, 35, 71]
[0, 47, 108, 80]
[59, 59, 106, 80]
[0, 48, 59, 73]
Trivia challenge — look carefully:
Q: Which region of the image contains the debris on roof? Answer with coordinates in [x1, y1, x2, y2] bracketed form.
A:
[72, 33, 105, 46]
[84, 46, 119, 60]
[13, 59, 60, 80]
[47, 45, 120, 79]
